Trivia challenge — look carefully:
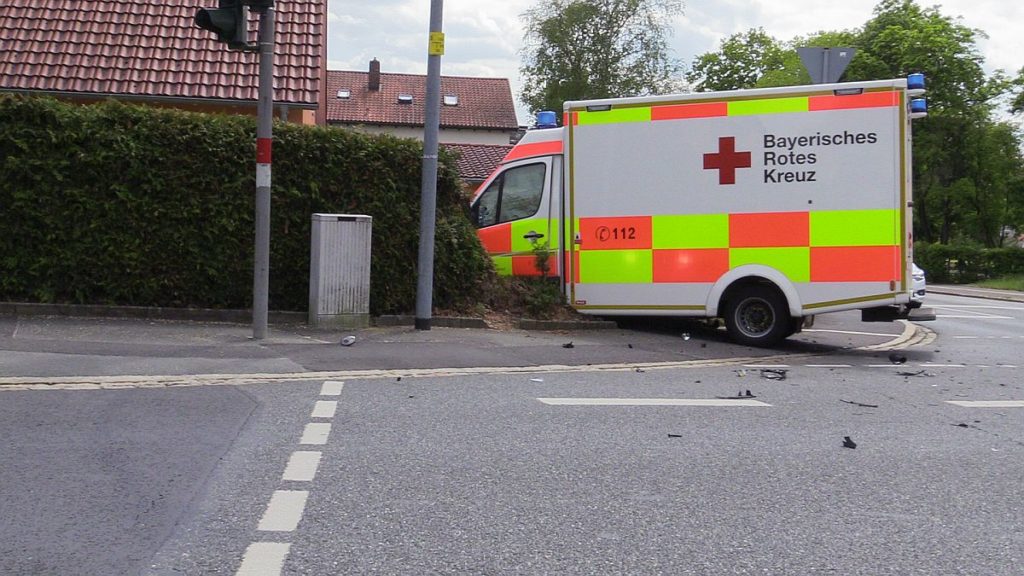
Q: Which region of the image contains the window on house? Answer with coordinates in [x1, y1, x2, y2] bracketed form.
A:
[397, 94, 413, 104]
[337, 89, 351, 99]
[443, 94, 459, 106]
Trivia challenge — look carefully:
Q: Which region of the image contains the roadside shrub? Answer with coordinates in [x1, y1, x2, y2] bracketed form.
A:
[0, 95, 493, 314]
[914, 242, 1024, 283]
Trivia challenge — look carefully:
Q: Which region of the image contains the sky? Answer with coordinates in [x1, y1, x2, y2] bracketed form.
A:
[325, 0, 1023, 124]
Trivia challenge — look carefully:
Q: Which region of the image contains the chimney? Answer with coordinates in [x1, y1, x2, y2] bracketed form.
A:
[368, 58, 380, 91]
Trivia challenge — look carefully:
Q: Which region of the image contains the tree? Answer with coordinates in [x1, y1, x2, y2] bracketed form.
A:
[685, 28, 786, 92]
[683, 0, 1024, 247]
[519, 0, 683, 118]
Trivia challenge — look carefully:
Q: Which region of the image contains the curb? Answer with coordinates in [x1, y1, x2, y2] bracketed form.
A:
[0, 301, 306, 324]
[927, 286, 1024, 304]
[1, 302, 620, 332]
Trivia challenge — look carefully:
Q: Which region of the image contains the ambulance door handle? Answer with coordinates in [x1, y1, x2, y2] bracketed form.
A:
[523, 231, 545, 242]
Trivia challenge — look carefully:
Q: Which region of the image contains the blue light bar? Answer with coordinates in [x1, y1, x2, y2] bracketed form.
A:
[536, 111, 558, 129]
[908, 73, 925, 91]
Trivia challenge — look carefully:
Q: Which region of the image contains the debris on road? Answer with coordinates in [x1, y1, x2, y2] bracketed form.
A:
[668, 433, 682, 438]
[760, 369, 788, 381]
[682, 333, 691, 341]
[716, 390, 757, 399]
[840, 399, 879, 408]
[562, 341, 574, 348]
[530, 378, 544, 383]
[896, 370, 933, 378]
[340, 335, 356, 346]
[842, 436, 857, 449]
[734, 369, 747, 377]
[634, 367, 645, 373]
[888, 353, 907, 364]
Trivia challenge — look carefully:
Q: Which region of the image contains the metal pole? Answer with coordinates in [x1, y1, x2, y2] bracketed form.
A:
[415, 0, 444, 331]
[253, 7, 274, 339]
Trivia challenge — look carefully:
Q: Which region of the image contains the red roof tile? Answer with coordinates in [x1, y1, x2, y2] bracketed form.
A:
[443, 143, 512, 182]
[0, 0, 323, 107]
[327, 67, 518, 130]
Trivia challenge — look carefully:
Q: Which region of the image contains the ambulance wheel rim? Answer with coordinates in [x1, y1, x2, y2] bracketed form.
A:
[734, 296, 775, 338]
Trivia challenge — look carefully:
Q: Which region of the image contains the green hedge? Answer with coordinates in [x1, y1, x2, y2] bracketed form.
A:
[914, 242, 1024, 283]
[0, 95, 493, 314]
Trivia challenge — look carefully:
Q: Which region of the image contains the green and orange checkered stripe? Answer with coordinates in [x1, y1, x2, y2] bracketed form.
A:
[567, 90, 901, 126]
[569, 210, 902, 284]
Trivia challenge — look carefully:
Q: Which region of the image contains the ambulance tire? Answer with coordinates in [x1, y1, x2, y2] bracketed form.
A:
[723, 285, 791, 348]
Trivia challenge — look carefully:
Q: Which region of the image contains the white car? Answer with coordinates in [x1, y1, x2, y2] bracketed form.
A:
[909, 263, 926, 308]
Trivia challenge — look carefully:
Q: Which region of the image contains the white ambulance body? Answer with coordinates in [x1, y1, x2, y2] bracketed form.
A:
[470, 78, 927, 346]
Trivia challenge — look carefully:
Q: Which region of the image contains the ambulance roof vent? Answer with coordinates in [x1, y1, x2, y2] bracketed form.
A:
[535, 110, 558, 129]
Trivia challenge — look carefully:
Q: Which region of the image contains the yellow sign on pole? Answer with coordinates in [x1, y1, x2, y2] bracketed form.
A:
[428, 31, 445, 56]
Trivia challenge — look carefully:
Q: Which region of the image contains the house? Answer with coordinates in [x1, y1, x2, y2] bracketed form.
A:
[326, 60, 520, 144]
[0, 0, 325, 124]
[326, 60, 519, 189]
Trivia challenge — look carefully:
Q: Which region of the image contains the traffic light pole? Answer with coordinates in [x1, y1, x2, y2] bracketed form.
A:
[415, 0, 444, 331]
[253, 6, 274, 339]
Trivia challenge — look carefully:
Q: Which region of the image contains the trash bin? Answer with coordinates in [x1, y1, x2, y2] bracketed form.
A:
[308, 214, 371, 329]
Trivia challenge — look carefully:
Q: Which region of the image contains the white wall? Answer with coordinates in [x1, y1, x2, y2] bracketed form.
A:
[334, 123, 516, 145]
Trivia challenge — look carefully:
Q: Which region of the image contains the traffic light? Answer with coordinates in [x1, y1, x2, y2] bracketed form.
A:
[195, 0, 248, 49]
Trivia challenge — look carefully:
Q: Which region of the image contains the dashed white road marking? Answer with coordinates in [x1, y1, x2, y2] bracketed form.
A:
[538, 398, 771, 407]
[320, 381, 344, 396]
[236, 542, 291, 576]
[741, 364, 790, 369]
[310, 400, 337, 419]
[946, 400, 1024, 408]
[282, 451, 322, 482]
[806, 364, 853, 368]
[258, 490, 309, 532]
[920, 364, 966, 368]
[299, 423, 331, 445]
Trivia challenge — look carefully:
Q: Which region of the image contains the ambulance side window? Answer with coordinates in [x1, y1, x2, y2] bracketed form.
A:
[474, 180, 500, 227]
[471, 163, 546, 228]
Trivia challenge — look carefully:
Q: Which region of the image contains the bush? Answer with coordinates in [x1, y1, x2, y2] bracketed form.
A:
[914, 242, 1024, 283]
[0, 95, 493, 315]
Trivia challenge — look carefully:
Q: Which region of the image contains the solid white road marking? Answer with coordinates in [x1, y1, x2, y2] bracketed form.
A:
[806, 364, 853, 368]
[282, 451, 322, 482]
[920, 364, 966, 368]
[537, 398, 770, 407]
[320, 381, 344, 396]
[937, 315, 1014, 319]
[236, 542, 291, 576]
[257, 490, 309, 532]
[299, 423, 331, 445]
[804, 328, 895, 337]
[946, 400, 1024, 408]
[311, 400, 337, 419]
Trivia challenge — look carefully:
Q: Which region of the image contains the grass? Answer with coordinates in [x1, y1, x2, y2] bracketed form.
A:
[976, 274, 1024, 291]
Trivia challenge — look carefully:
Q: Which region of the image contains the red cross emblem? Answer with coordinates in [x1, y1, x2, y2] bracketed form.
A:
[703, 136, 751, 185]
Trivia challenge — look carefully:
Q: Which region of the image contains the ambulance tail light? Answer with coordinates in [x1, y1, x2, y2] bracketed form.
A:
[536, 110, 558, 129]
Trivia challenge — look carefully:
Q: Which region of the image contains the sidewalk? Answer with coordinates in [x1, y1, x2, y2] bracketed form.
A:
[927, 284, 1024, 304]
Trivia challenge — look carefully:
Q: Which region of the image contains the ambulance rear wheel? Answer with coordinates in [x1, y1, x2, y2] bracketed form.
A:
[723, 285, 791, 347]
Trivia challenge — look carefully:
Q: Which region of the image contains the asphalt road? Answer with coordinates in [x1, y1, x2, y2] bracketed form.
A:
[0, 295, 1021, 575]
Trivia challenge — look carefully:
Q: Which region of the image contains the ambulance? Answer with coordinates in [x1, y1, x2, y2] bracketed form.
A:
[470, 76, 931, 346]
